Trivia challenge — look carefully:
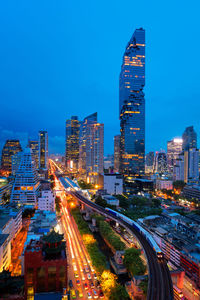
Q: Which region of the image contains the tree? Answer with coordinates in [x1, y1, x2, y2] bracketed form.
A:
[55, 196, 61, 213]
[139, 278, 148, 296]
[123, 248, 146, 276]
[109, 284, 129, 300]
[152, 198, 161, 208]
[173, 180, 185, 191]
[95, 196, 107, 208]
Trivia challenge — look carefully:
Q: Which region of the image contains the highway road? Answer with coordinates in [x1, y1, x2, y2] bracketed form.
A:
[50, 159, 174, 300]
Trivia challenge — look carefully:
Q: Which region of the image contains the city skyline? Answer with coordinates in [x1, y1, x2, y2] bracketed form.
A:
[1, 1, 200, 155]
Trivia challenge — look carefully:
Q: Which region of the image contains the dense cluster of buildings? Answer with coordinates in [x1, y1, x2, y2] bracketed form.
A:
[139, 212, 200, 289]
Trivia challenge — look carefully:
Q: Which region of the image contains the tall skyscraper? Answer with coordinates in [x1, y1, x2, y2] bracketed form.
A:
[12, 151, 23, 176]
[39, 131, 48, 169]
[114, 135, 120, 173]
[28, 140, 39, 169]
[167, 138, 183, 173]
[65, 116, 80, 171]
[11, 148, 40, 206]
[79, 113, 104, 185]
[1, 140, 22, 172]
[182, 126, 197, 150]
[119, 28, 145, 177]
[154, 151, 168, 175]
[145, 151, 154, 173]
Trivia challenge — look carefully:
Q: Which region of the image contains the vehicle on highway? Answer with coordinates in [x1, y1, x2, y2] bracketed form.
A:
[74, 272, 79, 278]
[87, 292, 92, 299]
[95, 280, 101, 289]
[105, 207, 163, 259]
[99, 289, 104, 298]
[77, 290, 83, 298]
[87, 273, 91, 280]
[69, 280, 73, 289]
[82, 274, 86, 281]
[173, 285, 184, 299]
[85, 266, 90, 272]
[76, 279, 80, 286]
[93, 289, 98, 298]
[71, 289, 76, 299]
[90, 281, 95, 289]
[84, 282, 88, 290]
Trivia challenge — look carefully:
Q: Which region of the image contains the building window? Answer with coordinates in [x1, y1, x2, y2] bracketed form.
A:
[36, 267, 45, 292]
[48, 266, 56, 291]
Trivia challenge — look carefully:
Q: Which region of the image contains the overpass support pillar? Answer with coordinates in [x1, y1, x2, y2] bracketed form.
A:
[177, 271, 185, 289]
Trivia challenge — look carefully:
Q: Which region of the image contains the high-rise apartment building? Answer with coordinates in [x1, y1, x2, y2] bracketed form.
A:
[154, 151, 168, 175]
[145, 151, 154, 173]
[39, 131, 48, 169]
[182, 126, 197, 151]
[173, 153, 184, 181]
[11, 148, 40, 207]
[1, 140, 22, 172]
[28, 140, 39, 169]
[167, 138, 183, 173]
[65, 116, 80, 171]
[184, 148, 199, 184]
[79, 113, 104, 185]
[114, 135, 120, 173]
[119, 28, 145, 177]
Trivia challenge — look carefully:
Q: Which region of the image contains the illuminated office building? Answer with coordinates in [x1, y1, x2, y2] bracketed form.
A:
[154, 151, 168, 175]
[145, 151, 154, 173]
[1, 140, 22, 172]
[28, 140, 39, 169]
[182, 126, 197, 151]
[79, 113, 104, 185]
[11, 148, 40, 207]
[119, 28, 145, 176]
[167, 138, 183, 173]
[39, 131, 48, 170]
[12, 151, 23, 176]
[65, 116, 80, 171]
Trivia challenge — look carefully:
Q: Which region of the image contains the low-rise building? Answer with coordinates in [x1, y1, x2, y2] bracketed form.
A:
[24, 230, 67, 298]
[38, 190, 55, 212]
[139, 213, 200, 288]
[182, 185, 200, 201]
[102, 195, 119, 206]
[0, 216, 14, 243]
[0, 205, 22, 239]
[156, 178, 173, 190]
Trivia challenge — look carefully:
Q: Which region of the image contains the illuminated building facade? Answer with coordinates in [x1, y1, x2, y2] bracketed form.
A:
[12, 151, 23, 176]
[182, 126, 197, 151]
[65, 116, 80, 171]
[1, 140, 22, 172]
[11, 148, 40, 207]
[79, 113, 104, 185]
[119, 28, 145, 177]
[39, 131, 48, 170]
[167, 138, 183, 173]
[24, 230, 67, 299]
[114, 135, 120, 173]
[28, 140, 39, 169]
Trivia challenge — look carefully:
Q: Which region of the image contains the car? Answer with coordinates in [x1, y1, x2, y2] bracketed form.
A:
[90, 281, 95, 289]
[93, 273, 97, 280]
[84, 283, 88, 290]
[74, 272, 79, 278]
[76, 279, 80, 286]
[87, 292, 92, 299]
[78, 290, 83, 298]
[82, 274, 86, 281]
[85, 266, 90, 273]
[99, 290, 104, 298]
[87, 273, 91, 280]
[69, 280, 73, 289]
[96, 280, 101, 289]
[71, 289, 76, 299]
[93, 289, 98, 299]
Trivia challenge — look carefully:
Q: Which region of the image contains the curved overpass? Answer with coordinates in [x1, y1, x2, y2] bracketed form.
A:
[58, 175, 173, 300]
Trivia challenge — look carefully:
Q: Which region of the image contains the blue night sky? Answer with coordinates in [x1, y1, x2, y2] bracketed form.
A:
[0, 1, 200, 155]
